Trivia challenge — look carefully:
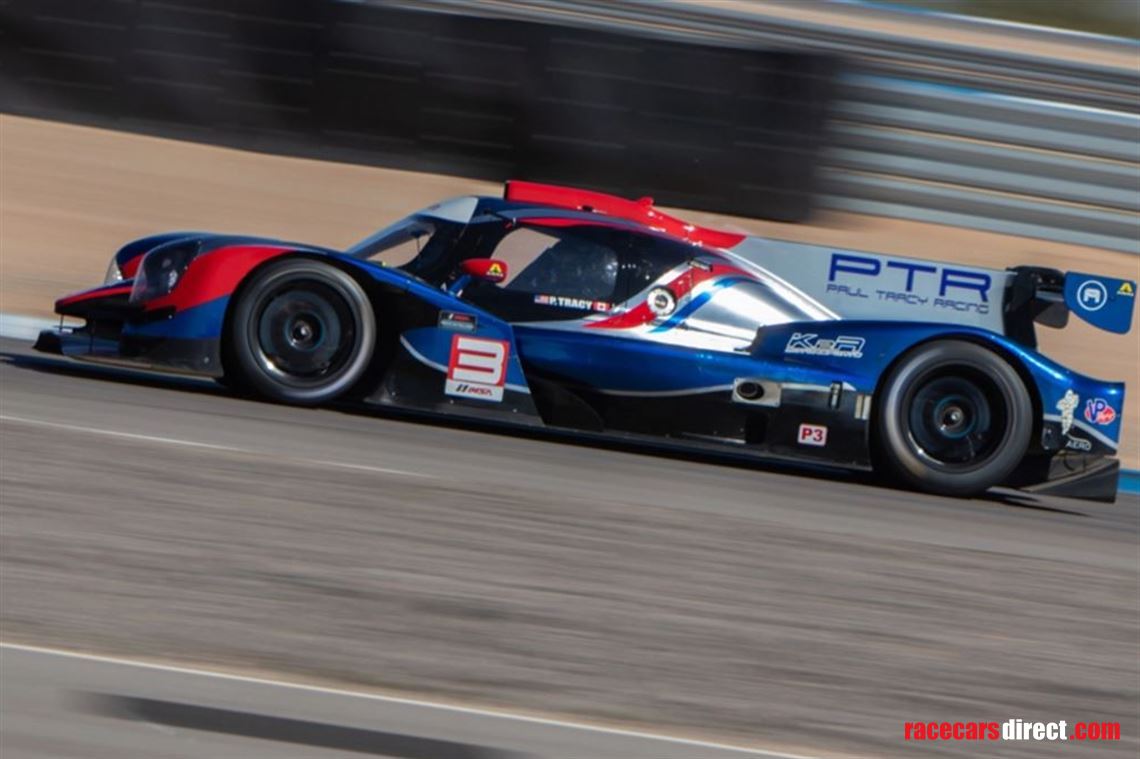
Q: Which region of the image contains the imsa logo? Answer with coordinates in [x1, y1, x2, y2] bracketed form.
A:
[448, 382, 496, 399]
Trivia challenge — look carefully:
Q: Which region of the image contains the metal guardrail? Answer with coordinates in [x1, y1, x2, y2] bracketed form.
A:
[401, 0, 1140, 109]
[825, 0, 1140, 56]
[821, 74, 1140, 253]
[393, 0, 1140, 254]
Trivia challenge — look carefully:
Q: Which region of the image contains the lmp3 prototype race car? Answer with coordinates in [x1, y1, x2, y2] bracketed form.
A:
[36, 182, 1135, 501]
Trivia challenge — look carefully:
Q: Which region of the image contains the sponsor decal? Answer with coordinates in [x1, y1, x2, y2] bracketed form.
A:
[1065, 436, 1093, 452]
[1063, 273, 1134, 334]
[438, 311, 477, 332]
[797, 423, 828, 447]
[445, 335, 508, 403]
[460, 258, 508, 283]
[646, 286, 677, 317]
[1075, 280, 1108, 312]
[785, 332, 865, 359]
[1055, 390, 1078, 435]
[1083, 398, 1116, 426]
[447, 382, 497, 399]
[826, 252, 992, 314]
[533, 294, 611, 312]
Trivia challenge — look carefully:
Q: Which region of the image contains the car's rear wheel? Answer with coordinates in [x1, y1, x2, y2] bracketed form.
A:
[228, 259, 376, 405]
[875, 340, 1032, 497]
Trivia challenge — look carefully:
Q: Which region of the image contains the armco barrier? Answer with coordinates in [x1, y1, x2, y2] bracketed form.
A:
[412, 0, 1140, 110]
[0, 0, 837, 223]
[819, 74, 1140, 254]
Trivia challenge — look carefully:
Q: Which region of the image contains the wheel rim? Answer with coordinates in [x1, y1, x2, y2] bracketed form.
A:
[252, 281, 358, 387]
[905, 370, 1007, 470]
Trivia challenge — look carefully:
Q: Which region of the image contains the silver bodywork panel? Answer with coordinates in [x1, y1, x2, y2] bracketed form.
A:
[731, 237, 1010, 333]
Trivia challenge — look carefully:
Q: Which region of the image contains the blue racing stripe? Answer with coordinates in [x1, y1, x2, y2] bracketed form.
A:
[651, 277, 749, 333]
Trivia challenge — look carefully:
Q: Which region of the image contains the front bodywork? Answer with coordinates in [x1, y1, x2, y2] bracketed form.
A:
[36, 185, 1133, 502]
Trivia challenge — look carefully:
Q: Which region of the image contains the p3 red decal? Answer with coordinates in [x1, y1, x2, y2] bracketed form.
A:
[797, 423, 828, 447]
[446, 335, 509, 403]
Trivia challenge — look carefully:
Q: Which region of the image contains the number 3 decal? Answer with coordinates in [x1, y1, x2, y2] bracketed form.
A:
[445, 335, 509, 402]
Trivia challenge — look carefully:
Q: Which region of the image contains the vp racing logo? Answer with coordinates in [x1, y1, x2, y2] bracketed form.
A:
[1084, 398, 1116, 426]
[785, 332, 865, 359]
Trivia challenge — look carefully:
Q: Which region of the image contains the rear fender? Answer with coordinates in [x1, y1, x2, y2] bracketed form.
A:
[755, 321, 1124, 455]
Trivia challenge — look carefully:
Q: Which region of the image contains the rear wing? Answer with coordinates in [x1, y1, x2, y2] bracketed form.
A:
[947, 265, 1135, 347]
[729, 237, 1136, 347]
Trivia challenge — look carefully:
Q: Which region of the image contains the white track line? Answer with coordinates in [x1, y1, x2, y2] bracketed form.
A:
[0, 313, 57, 341]
[0, 642, 820, 758]
[0, 414, 244, 452]
[0, 414, 434, 479]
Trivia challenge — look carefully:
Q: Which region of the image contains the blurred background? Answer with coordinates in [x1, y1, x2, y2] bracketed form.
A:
[1, 1, 1138, 758]
[899, 0, 1139, 36]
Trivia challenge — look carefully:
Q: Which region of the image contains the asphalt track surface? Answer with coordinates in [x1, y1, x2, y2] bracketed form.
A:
[1, 337, 1137, 758]
[0, 644, 785, 759]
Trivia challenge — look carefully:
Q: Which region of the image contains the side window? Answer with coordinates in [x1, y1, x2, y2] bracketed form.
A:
[349, 218, 437, 269]
[623, 236, 693, 299]
[367, 236, 422, 268]
[492, 227, 620, 301]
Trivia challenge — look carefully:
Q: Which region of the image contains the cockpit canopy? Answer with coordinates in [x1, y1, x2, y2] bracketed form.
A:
[345, 195, 833, 338]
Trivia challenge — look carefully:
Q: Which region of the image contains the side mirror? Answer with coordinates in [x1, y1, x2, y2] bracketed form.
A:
[460, 259, 508, 283]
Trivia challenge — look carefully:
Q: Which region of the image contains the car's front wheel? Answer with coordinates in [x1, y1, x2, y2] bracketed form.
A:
[875, 340, 1032, 497]
[227, 259, 376, 405]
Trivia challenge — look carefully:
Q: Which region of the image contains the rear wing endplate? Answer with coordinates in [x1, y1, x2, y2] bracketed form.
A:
[1063, 271, 1135, 334]
[1005, 266, 1135, 347]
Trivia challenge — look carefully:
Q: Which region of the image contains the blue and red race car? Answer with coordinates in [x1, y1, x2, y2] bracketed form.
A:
[36, 181, 1135, 501]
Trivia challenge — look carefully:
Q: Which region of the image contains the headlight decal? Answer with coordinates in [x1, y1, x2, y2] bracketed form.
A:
[104, 257, 124, 285]
[129, 241, 202, 304]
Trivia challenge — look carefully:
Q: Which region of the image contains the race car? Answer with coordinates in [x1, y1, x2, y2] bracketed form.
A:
[35, 181, 1135, 501]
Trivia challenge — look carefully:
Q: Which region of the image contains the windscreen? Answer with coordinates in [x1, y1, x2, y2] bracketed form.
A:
[346, 216, 440, 268]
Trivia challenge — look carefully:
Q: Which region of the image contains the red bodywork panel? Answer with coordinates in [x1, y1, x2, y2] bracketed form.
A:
[143, 245, 294, 312]
[56, 245, 295, 317]
[121, 254, 143, 279]
[56, 283, 134, 311]
[504, 180, 746, 250]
